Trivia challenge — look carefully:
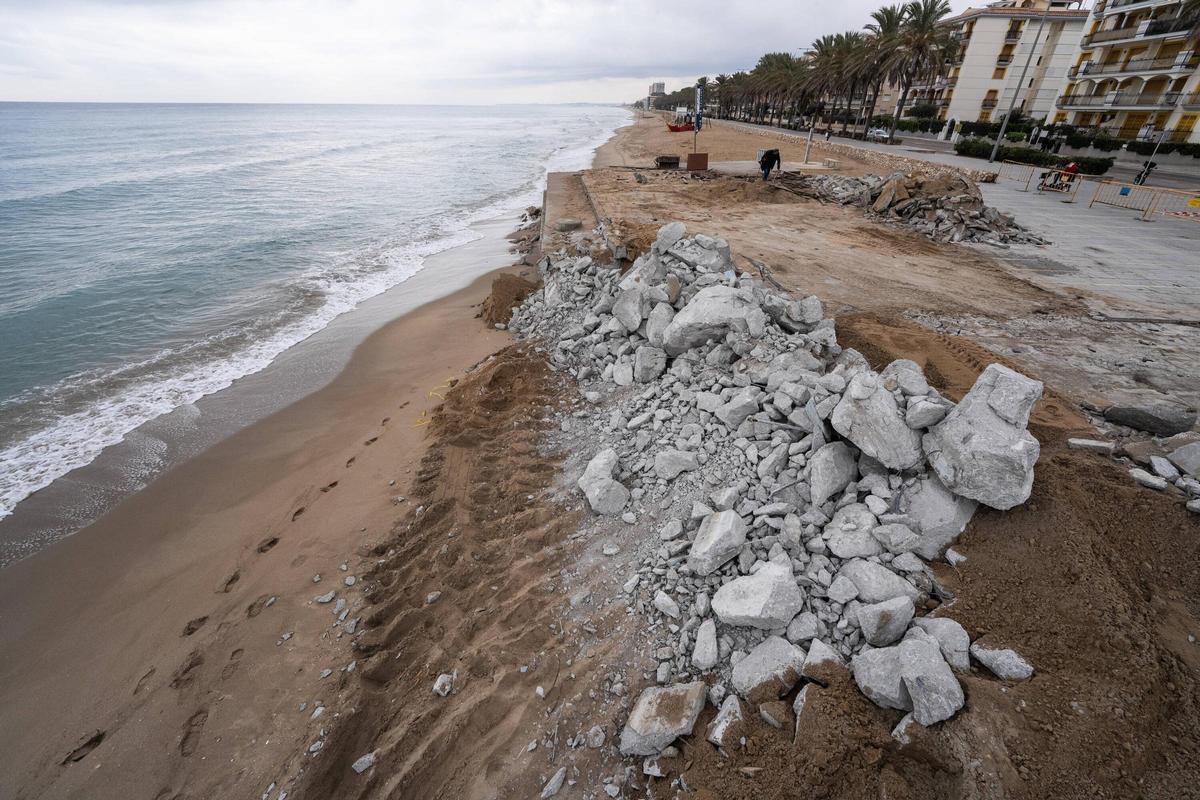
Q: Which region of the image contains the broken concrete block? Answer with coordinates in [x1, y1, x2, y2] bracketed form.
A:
[712, 563, 805, 630]
[800, 638, 846, 685]
[686, 510, 748, 575]
[692, 618, 718, 671]
[634, 345, 667, 383]
[912, 617, 971, 672]
[837, 558, 920, 604]
[619, 682, 707, 755]
[903, 473, 978, 560]
[824, 503, 882, 559]
[924, 364, 1042, 510]
[661, 286, 768, 355]
[1104, 403, 1197, 437]
[808, 441, 858, 505]
[852, 634, 964, 725]
[655, 448, 698, 480]
[831, 372, 923, 470]
[857, 596, 916, 647]
[645, 302, 675, 348]
[1129, 467, 1168, 491]
[731, 635, 804, 701]
[970, 641, 1034, 680]
[706, 695, 744, 748]
[578, 448, 629, 514]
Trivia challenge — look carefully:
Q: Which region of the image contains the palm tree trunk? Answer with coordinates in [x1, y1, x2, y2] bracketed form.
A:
[889, 79, 913, 144]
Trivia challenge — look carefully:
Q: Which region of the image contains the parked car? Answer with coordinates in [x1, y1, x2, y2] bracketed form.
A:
[866, 128, 891, 142]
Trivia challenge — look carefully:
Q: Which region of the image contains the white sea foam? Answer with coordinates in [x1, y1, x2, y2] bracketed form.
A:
[0, 107, 631, 523]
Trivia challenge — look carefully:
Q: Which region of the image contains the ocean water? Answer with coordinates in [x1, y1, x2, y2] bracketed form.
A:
[0, 102, 630, 526]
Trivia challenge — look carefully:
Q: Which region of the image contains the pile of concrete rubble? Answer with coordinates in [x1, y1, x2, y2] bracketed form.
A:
[507, 223, 1040, 766]
[795, 171, 1046, 247]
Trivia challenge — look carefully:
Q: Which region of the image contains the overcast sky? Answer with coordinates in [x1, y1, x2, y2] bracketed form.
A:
[1, 0, 980, 104]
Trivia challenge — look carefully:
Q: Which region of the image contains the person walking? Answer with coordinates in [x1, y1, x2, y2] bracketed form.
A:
[759, 148, 781, 181]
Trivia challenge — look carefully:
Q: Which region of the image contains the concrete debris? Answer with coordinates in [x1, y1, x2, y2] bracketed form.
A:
[924, 364, 1042, 510]
[619, 682, 707, 755]
[796, 172, 1046, 246]
[831, 372, 923, 471]
[578, 448, 629, 514]
[912, 617, 971, 672]
[540, 766, 567, 798]
[686, 510, 747, 575]
[970, 641, 1034, 681]
[1103, 403, 1197, 437]
[731, 635, 805, 701]
[857, 596, 916, 647]
[706, 695, 745, 748]
[712, 563, 805, 630]
[505, 222, 1044, 744]
[852, 632, 964, 725]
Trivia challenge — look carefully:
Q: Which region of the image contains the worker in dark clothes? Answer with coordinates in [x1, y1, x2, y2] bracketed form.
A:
[759, 148, 781, 181]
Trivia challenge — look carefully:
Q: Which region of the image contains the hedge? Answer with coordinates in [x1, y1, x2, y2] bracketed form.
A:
[953, 137, 1115, 174]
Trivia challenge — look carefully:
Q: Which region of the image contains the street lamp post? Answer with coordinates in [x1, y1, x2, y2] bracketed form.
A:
[989, 3, 1052, 162]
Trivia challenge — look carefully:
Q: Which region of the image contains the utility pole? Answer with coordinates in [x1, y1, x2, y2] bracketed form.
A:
[989, 2, 1051, 162]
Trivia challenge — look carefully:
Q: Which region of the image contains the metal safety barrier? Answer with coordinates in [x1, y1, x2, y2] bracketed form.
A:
[997, 161, 1085, 202]
[1088, 180, 1200, 221]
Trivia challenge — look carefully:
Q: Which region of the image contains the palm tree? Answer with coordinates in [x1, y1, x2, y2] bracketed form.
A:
[862, 5, 906, 134]
[885, 0, 953, 143]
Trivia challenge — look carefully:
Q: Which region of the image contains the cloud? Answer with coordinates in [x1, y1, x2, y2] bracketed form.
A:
[0, 0, 980, 103]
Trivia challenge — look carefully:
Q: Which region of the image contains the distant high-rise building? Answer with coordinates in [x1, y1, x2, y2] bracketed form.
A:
[649, 82, 666, 96]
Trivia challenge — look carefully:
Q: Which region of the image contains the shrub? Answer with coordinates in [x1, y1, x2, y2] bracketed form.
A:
[953, 137, 1115, 174]
[907, 102, 939, 118]
[1065, 131, 1094, 148]
[1090, 131, 1125, 152]
[1126, 140, 1177, 156]
[1005, 131, 1026, 142]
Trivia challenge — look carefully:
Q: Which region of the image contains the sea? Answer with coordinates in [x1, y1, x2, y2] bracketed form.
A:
[0, 102, 630, 562]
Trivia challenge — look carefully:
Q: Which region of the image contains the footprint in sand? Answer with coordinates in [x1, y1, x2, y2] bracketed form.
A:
[221, 649, 243, 680]
[346, 456, 357, 468]
[320, 481, 338, 493]
[169, 650, 204, 689]
[246, 594, 272, 618]
[134, 667, 156, 695]
[291, 507, 305, 521]
[364, 437, 378, 446]
[61, 730, 105, 764]
[179, 709, 208, 756]
[256, 535, 279, 553]
[217, 570, 240, 593]
[181, 616, 208, 637]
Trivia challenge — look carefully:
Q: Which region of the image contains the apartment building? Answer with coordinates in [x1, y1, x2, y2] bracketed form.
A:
[1056, 0, 1200, 142]
[912, 0, 1088, 123]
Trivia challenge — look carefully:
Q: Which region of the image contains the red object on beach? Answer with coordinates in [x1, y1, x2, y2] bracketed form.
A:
[667, 123, 694, 132]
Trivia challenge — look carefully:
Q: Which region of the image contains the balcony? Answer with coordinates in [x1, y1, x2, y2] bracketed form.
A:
[1004, 30, 1022, 42]
[1183, 92, 1200, 108]
[997, 54, 1014, 66]
[981, 98, 998, 109]
[1104, 0, 1178, 14]
[1082, 16, 1192, 47]
[1056, 90, 1182, 109]
[1071, 53, 1198, 77]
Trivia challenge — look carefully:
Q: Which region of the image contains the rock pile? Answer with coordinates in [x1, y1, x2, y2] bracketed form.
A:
[792, 172, 1045, 246]
[507, 223, 1040, 758]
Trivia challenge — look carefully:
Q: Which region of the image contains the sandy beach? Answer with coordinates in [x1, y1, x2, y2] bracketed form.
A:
[2, 114, 1199, 800]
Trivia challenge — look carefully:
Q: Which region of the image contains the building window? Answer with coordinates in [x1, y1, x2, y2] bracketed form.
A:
[993, 68, 1007, 80]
